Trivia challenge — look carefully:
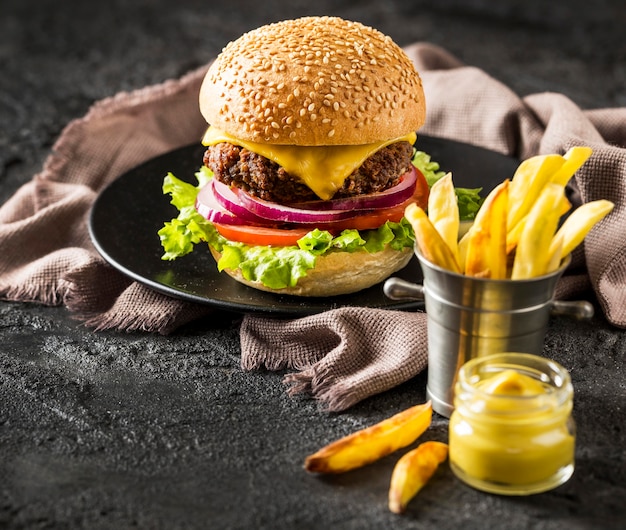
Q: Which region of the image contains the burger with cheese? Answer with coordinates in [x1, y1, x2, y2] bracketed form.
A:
[159, 16, 430, 296]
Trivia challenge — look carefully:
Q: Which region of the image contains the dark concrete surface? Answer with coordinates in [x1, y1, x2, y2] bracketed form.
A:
[1, 1, 625, 529]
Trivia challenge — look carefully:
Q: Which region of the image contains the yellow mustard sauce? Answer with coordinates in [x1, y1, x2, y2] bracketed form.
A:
[448, 353, 575, 495]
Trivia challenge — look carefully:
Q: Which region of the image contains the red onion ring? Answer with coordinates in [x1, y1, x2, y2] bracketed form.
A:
[234, 186, 357, 224]
[209, 179, 269, 222]
[197, 166, 418, 226]
[291, 167, 418, 211]
[195, 180, 270, 225]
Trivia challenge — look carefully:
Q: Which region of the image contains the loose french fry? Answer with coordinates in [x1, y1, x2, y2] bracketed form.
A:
[388, 441, 449, 514]
[548, 199, 614, 260]
[405, 203, 461, 273]
[464, 180, 509, 279]
[304, 401, 432, 474]
[511, 183, 565, 279]
[550, 146, 593, 187]
[428, 173, 460, 263]
[507, 154, 565, 230]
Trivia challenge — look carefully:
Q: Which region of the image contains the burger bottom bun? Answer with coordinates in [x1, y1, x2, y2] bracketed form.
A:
[209, 246, 413, 297]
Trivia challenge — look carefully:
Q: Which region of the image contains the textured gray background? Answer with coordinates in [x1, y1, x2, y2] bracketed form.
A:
[1, 1, 625, 529]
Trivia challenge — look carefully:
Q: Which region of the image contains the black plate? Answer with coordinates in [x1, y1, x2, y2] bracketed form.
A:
[88, 136, 518, 315]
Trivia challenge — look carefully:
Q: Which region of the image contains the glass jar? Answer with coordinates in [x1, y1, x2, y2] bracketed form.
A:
[449, 352, 575, 495]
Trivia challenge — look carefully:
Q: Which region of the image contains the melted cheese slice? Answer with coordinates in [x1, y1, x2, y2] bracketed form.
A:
[202, 127, 417, 200]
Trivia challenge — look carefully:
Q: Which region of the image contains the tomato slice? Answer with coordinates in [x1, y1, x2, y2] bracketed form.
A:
[213, 169, 429, 247]
[214, 223, 312, 246]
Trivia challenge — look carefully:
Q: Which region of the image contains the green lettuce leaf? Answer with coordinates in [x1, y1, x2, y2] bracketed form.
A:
[412, 149, 483, 221]
[158, 169, 416, 290]
[158, 168, 215, 260]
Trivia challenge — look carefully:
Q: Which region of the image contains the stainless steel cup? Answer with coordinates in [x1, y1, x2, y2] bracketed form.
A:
[384, 252, 593, 417]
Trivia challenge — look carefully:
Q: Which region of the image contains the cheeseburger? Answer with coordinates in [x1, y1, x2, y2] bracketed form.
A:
[159, 16, 430, 296]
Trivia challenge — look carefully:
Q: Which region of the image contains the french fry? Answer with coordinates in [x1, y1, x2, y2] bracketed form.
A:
[546, 232, 564, 273]
[506, 216, 526, 255]
[405, 203, 461, 273]
[509, 195, 571, 256]
[304, 401, 432, 474]
[507, 154, 565, 230]
[511, 183, 565, 279]
[388, 441, 448, 514]
[457, 230, 470, 272]
[550, 146, 593, 187]
[407, 145, 602, 281]
[559, 194, 573, 216]
[428, 173, 460, 263]
[548, 199, 614, 260]
[464, 180, 509, 279]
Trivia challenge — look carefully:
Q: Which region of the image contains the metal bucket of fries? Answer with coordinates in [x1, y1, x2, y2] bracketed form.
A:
[384, 147, 612, 417]
[416, 251, 571, 418]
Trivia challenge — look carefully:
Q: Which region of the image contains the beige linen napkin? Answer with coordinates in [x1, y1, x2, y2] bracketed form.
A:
[1, 43, 625, 409]
[241, 44, 626, 411]
[0, 67, 213, 333]
[241, 307, 428, 412]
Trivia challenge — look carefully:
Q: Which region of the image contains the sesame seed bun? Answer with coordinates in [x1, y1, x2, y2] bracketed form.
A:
[199, 16, 426, 146]
[209, 245, 413, 297]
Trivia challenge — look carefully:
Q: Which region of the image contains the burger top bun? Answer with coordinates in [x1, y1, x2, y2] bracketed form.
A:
[199, 16, 426, 146]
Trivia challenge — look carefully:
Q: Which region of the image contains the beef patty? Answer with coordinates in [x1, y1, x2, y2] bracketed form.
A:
[203, 141, 414, 203]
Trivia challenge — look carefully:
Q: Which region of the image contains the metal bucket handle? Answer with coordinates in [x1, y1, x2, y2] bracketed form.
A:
[383, 277, 594, 320]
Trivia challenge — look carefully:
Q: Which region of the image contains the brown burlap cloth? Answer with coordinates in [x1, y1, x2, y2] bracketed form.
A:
[2, 43, 625, 410]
